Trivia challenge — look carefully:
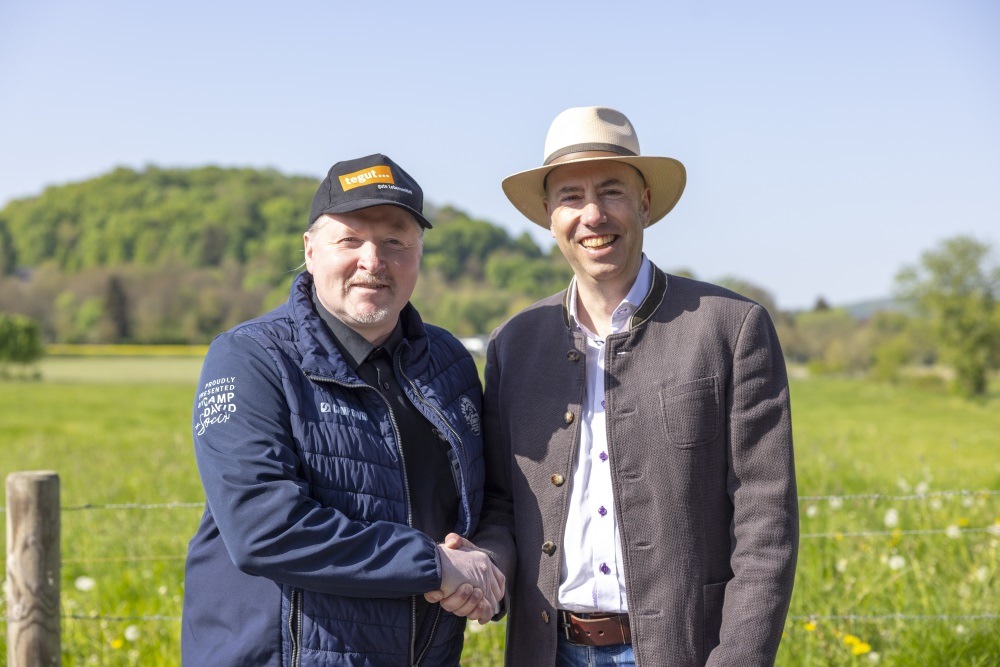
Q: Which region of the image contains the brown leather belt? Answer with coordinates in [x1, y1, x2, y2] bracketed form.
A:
[558, 610, 631, 647]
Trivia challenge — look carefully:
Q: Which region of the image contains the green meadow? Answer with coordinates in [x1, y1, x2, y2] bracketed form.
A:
[2, 355, 997, 665]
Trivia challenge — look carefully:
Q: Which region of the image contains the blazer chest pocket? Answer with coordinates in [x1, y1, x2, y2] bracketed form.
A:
[660, 376, 720, 449]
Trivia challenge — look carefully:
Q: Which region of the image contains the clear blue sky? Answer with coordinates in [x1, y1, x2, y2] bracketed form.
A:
[2, 0, 997, 309]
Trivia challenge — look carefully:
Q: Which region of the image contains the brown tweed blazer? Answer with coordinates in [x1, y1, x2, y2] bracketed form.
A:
[473, 265, 798, 666]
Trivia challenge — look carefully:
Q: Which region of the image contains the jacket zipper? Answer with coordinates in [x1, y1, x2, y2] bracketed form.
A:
[394, 352, 468, 663]
[308, 372, 417, 664]
[288, 588, 303, 667]
[396, 358, 471, 535]
[413, 605, 443, 666]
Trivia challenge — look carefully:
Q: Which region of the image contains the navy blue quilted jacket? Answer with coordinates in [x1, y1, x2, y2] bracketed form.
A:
[182, 272, 485, 666]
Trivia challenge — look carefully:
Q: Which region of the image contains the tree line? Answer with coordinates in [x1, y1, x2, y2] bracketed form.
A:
[0, 165, 572, 343]
[1, 166, 998, 396]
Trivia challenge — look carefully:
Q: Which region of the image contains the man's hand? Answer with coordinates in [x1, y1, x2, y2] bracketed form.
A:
[425, 533, 504, 624]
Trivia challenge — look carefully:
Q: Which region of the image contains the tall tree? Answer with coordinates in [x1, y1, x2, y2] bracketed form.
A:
[104, 274, 131, 342]
[896, 236, 1000, 397]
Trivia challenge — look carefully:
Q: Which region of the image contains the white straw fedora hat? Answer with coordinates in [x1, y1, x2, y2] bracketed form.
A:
[502, 106, 686, 228]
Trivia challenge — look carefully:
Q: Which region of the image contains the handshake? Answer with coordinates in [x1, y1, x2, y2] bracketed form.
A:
[424, 533, 505, 625]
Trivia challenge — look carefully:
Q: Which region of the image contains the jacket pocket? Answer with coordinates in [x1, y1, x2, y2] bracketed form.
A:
[702, 579, 729, 659]
[660, 376, 720, 448]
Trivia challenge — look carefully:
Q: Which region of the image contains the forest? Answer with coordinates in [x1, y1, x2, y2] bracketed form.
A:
[0, 165, 573, 341]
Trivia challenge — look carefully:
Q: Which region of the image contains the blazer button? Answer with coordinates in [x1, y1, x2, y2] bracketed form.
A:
[542, 541, 557, 556]
[564, 411, 575, 425]
[550, 473, 565, 487]
[541, 611, 550, 624]
[566, 350, 581, 362]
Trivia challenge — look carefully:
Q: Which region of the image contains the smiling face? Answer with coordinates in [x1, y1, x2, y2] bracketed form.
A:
[544, 160, 651, 301]
[304, 205, 423, 344]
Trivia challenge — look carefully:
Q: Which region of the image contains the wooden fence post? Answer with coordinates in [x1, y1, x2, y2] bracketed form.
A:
[6, 471, 61, 666]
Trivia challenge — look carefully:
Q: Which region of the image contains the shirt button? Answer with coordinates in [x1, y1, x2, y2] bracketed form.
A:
[598, 506, 607, 517]
[564, 411, 575, 425]
[541, 611, 550, 624]
[599, 451, 608, 462]
[542, 541, 557, 556]
[566, 350, 581, 362]
[550, 474, 565, 487]
[600, 563, 611, 575]
[381, 382, 390, 390]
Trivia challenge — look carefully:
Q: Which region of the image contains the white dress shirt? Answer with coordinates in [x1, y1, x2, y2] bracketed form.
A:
[557, 254, 655, 613]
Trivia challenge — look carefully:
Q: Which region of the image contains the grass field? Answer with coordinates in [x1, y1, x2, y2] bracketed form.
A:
[2, 355, 997, 665]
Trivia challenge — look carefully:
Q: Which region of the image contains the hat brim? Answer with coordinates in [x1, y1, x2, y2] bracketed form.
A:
[312, 199, 433, 229]
[501, 155, 686, 228]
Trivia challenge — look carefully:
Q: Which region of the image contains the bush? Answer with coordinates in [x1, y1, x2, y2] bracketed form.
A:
[0, 313, 44, 377]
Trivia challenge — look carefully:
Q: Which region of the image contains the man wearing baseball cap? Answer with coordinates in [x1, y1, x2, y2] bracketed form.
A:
[182, 154, 503, 666]
[461, 108, 798, 665]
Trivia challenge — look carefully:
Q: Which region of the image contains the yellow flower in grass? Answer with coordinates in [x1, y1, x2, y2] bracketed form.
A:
[958, 517, 969, 527]
[843, 634, 860, 646]
[111, 638, 124, 650]
[852, 641, 872, 655]
[804, 621, 817, 632]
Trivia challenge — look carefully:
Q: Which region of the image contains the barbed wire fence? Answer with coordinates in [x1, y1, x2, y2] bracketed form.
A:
[3, 478, 998, 656]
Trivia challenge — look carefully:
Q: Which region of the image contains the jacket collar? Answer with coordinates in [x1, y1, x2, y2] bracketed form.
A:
[561, 262, 668, 332]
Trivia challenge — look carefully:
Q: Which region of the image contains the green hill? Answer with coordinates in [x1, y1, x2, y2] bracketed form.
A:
[0, 165, 571, 342]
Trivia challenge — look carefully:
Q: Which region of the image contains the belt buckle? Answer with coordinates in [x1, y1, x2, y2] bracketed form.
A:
[558, 610, 574, 641]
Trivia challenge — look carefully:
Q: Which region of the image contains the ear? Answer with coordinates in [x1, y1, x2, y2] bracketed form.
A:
[543, 199, 555, 238]
[640, 187, 652, 228]
[303, 232, 315, 272]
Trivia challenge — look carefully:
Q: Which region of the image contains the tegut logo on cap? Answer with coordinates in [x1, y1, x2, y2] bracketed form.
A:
[340, 165, 395, 191]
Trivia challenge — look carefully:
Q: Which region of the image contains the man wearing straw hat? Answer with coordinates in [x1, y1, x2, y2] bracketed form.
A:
[451, 107, 798, 666]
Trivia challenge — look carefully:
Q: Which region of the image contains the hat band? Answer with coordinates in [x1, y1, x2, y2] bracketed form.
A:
[544, 142, 638, 166]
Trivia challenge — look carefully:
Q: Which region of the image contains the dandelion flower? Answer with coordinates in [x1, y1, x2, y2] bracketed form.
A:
[958, 517, 969, 527]
[929, 498, 943, 511]
[888, 555, 905, 570]
[896, 478, 910, 492]
[111, 638, 124, 650]
[883, 509, 899, 529]
[962, 496, 974, 508]
[915, 481, 929, 494]
[955, 625, 966, 635]
[804, 621, 817, 632]
[843, 634, 860, 646]
[945, 525, 961, 539]
[806, 505, 818, 518]
[852, 641, 872, 655]
[829, 496, 843, 510]
[158, 585, 168, 596]
[74, 576, 96, 592]
[124, 625, 140, 642]
[836, 558, 848, 573]
[988, 522, 1000, 537]
[975, 567, 989, 583]
[868, 651, 881, 663]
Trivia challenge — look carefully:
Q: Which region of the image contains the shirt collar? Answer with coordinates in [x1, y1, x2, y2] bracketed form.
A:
[568, 254, 653, 338]
[311, 285, 402, 370]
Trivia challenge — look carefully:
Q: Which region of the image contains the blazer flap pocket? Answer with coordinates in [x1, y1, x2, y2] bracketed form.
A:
[660, 376, 720, 449]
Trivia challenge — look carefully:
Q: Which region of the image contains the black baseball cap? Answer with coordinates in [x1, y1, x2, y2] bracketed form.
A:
[308, 153, 432, 229]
